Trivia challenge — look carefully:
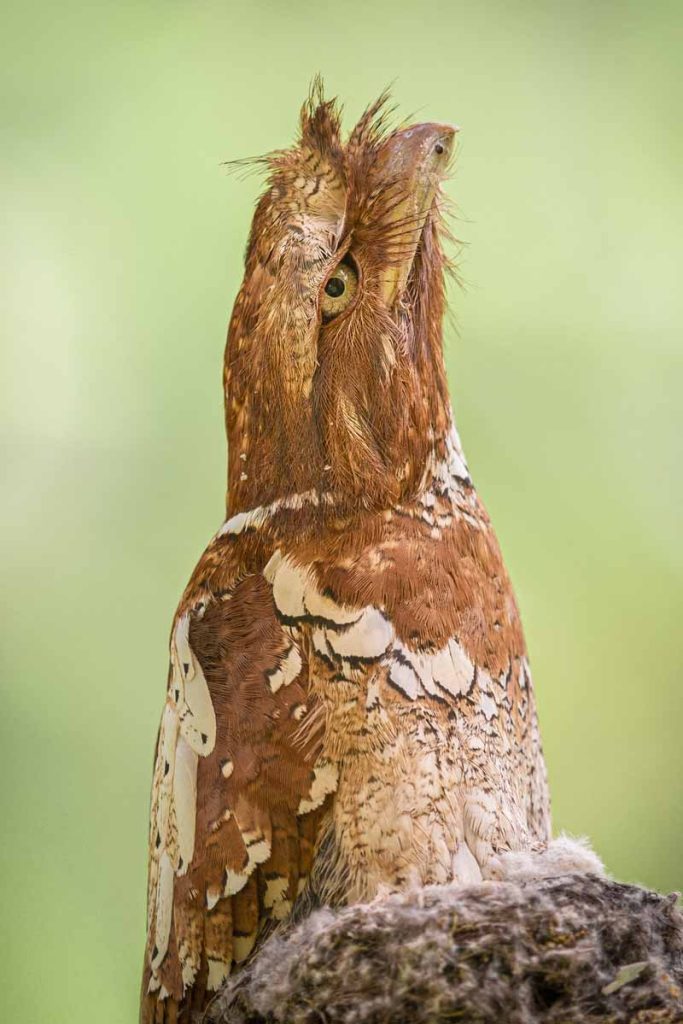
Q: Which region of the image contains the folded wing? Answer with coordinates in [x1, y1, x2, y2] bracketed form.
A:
[141, 572, 336, 1023]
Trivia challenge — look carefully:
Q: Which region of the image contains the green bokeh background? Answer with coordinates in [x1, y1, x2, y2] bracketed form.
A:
[2, 2, 682, 1021]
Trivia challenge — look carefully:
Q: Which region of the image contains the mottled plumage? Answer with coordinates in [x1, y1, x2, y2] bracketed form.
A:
[141, 85, 550, 1024]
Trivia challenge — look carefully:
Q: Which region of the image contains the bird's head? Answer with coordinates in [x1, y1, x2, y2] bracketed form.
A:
[225, 86, 458, 514]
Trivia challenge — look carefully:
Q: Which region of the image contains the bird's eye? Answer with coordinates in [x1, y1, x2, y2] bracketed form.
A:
[321, 256, 358, 321]
[325, 277, 345, 298]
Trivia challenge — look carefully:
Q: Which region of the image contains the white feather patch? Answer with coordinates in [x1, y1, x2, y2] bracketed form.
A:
[179, 668, 216, 754]
[173, 736, 198, 871]
[445, 424, 470, 480]
[267, 643, 302, 693]
[388, 656, 421, 700]
[218, 508, 265, 536]
[172, 613, 216, 755]
[174, 613, 195, 680]
[311, 627, 332, 658]
[147, 609, 217, 975]
[265, 552, 310, 618]
[151, 850, 174, 968]
[442, 640, 476, 696]
[244, 836, 271, 868]
[302, 583, 361, 624]
[479, 692, 498, 721]
[262, 549, 283, 583]
[222, 815, 272, 895]
[147, 974, 161, 994]
[417, 647, 450, 697]
[182, 961, 198, 989]
[224, 870, 249, 897]
[206, 885, 222, 910]
[326, 607, 393, 660]
[385, 635, 477, 702]
[263, 542, 498, 723]
[298, 760, 339, 814]
[218, 489, 334, 538]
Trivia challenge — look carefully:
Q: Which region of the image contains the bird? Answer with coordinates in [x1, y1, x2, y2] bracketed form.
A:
[140, 84, 551, 1024]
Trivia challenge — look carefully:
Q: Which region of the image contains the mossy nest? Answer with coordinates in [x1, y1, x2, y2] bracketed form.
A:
[206, 873, 683, 1024]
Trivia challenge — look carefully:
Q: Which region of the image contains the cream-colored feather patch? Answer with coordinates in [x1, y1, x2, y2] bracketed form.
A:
[206, 885, 223, 910]
[218, 489, 336, 538]
[173, 614, 216, 754]
[385, 636, 478, 702]
[151, 850, 174, 969]
[207, 958, 230, 991]
[147, 608, 218, 993]
[233, 930, 257, 964]
[264, 876, 291, 920]
[302, 581, 361, 624]
[244, 834, 272, 868]
[298, 760, 339, 814]
[267, 643, 302, 693]
[222, 805, 273, 897]
[235, 800, 272, 861]
[388, 658, 421, 700]
[478, 692, 498, 721]
[326, 607, 393, 660]
[265, 549, 489, 710]
[152, 704, 180, 856]
[224, 869, 250, 897]
[444, 424, 470, 481]
[173, 736, 198, 871]
[147, 973, 161, 994]
[437, 640, 476, 697]
[264, 551, 309, 618]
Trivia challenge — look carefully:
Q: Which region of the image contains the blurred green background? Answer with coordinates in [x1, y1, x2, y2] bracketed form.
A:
[1, 1, 682, 1021]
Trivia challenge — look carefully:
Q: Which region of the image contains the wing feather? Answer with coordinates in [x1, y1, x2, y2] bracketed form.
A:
[172, 737, 197, 872]
[142, 572, 333, 1023]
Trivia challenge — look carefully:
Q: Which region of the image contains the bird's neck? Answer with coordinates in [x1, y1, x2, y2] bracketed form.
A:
[223, 350, 452, 519]
[224, 387, 322, 514]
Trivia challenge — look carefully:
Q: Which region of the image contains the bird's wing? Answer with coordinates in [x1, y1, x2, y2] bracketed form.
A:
[141, 570, 335, 1022]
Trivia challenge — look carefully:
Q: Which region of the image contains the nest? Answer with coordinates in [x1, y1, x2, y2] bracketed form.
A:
[206, 873, 683, 1024]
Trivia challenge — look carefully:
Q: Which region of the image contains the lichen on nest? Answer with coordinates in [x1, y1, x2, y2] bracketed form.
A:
[206, 873, 683, 1024]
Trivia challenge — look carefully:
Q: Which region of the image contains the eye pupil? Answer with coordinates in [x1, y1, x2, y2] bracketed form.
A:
[325, 277, 345, 298]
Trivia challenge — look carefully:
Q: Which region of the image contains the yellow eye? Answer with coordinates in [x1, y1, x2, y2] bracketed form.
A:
[321, 257, 359, 321]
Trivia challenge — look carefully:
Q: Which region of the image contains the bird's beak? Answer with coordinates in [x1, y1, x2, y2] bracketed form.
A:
[376, 122, 457, 307]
